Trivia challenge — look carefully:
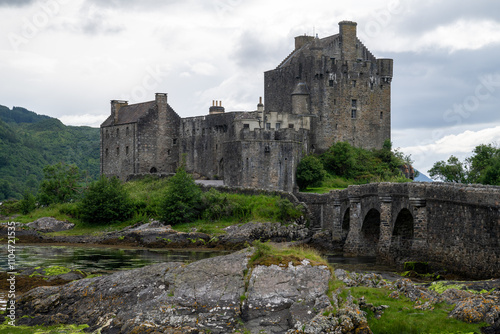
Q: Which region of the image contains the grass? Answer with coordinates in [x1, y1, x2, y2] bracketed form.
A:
[0, 323, 88, 333]
[173, 218, 240, 235]
[1, 176, 304, 237]
[301, 174, 412, 194]
[333, 282, 486, 334]
[249, 241, 331, 269]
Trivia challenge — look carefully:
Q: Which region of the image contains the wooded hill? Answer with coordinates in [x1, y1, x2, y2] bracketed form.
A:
[0, 105, 100, 200]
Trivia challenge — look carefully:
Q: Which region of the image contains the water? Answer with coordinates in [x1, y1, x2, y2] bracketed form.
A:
[0, 244, 230, 274]
[0, 244, 397, 275]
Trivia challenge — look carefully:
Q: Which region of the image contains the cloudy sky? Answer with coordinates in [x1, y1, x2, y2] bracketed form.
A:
[1, 0, 499, 175]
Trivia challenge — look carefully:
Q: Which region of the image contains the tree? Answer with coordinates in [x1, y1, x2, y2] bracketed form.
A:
[428, 143, 500, 184]
[79, 176, 133, 225]
[19, 190, 36, 214]
[321, 141, 356, 178]
[428, 156, 467, 183]
[160, 165, 202, 225]
[466, 144, 500, 183]
[296, 155, 325, 190]
[38, 162, 82, 206]
[479, 156, 500, 185]
[0, 180, 12, 201]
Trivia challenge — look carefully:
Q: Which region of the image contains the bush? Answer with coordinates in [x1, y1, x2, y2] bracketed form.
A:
[79, 176, 133, 225]
[19, 191, 37, 214]
[276, 198, 303, 222]
[38, 162, 82, 206]
[160, 165, 203, 225]
[296, 155, 325, 190]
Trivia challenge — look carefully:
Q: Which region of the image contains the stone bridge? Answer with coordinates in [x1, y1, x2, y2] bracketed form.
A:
[296, 182, 500, 279]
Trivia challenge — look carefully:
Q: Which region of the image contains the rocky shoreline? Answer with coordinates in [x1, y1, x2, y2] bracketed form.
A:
[1, 217, 313, 251]
[2, 248, 499, 333]
[1, 217, 499, 333]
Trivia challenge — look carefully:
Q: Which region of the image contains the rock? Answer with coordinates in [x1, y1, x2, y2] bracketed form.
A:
[11, 248, 334, 334]
[288, 295, 372, 333]
[242, 260, 331, 333]
[221, 221, 310, 244]
[26, 217, 74, 233]
[449, 293, 500, 326]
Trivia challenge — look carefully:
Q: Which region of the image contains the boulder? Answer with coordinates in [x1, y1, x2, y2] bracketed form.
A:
[26, 217, 74, 233]
[12, 248, 335, 333]
[221, 221, 310, 244]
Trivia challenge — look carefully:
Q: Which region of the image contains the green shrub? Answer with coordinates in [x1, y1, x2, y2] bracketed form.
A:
[296, 155, 325, 190]
[0, 199, 21, 216]
[276, 198, 303, 222]
[19, 191, 36, 214]
[160, 165, 203, 225]
[38, 162, 83, 206]
[79, 176, 133, 225]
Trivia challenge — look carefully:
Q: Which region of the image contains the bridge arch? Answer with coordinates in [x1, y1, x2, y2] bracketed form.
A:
[389, 208, 414, 259]
[341, 208, 350, 243]
[359, 208, 381, 256]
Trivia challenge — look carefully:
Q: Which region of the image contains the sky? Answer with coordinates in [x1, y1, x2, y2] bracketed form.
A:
[1, 0, 500, 175]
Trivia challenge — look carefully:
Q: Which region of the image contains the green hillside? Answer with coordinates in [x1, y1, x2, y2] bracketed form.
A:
[0, 105, 100, 200]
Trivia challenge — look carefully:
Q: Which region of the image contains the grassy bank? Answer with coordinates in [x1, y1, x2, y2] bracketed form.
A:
[0, 176, 304, 236]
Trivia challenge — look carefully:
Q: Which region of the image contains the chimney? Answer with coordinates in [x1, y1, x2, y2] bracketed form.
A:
[257, 97, 264, 112]
[339, 21, 358, 61]
[209, 100, 225, 114]
[111, 100, 128, 124]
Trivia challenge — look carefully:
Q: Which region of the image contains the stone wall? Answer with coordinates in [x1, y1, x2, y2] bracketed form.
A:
[264, 21, 392, 153]
[297, 182, 500, 279]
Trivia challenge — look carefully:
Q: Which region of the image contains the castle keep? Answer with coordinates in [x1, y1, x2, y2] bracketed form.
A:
[101, 21, 393, 191]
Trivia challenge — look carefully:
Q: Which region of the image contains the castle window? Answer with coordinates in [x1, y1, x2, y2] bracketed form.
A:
[126, 146, 129, 155]
[288, 124, 294, 129]
[351, 99, 357, 119]
[264, 146, 270, 153]
[116, 128, 119, 137]
[116, 147, 119, 155]
[335, 124, 338, 130]
[380, 112, 383, 120]
[173, 138, 177, 145]
[150, 167, 157, 173]
[276, 123, 281, 130]
[106, 130, 109, 138]
[266, 123, 271, 130]
[126, 127, 129, 136]
[370, 82, 374, 90]
[329, 80, 334, 87]
[334, 99, 337, 105]
[352, 80, 356, 88]
[243, 124, 250, 129]
[167, 149, 171, 156]
[105, 148, 109, 157]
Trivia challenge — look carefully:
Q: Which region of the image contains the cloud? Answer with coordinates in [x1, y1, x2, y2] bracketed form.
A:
[59, 113, 108, 127]
[398, 126, 500, 174]
[0, 0, 35, 6]
[389, 45, 500, 131]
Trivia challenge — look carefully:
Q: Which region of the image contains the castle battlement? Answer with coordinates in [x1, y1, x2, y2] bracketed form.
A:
[101, 21, 392, 192]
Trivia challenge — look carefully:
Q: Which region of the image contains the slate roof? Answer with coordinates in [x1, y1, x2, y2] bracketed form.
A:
[101, 101, 156, 127]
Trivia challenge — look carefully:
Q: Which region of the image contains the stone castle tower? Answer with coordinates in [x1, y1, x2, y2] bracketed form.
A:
[100, 21, 392, 192]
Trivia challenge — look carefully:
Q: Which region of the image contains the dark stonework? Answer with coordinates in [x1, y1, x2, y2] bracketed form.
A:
[297, 182, 500, 279]
[100, 21, 392, 192]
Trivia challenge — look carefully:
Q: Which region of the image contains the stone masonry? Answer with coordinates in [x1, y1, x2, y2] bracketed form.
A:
[101, 21, 392, 191]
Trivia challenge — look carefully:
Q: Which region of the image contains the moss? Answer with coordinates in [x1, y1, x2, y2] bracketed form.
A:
[0, 322, 88, 333]
[43, 266, 72, 276]
[248, 241, 331, 270]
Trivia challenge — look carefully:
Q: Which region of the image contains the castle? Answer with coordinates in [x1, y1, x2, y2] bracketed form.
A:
[100, 21, 393, 192]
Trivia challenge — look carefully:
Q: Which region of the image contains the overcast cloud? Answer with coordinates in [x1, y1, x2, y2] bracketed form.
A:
[0, 0, 499, 175]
